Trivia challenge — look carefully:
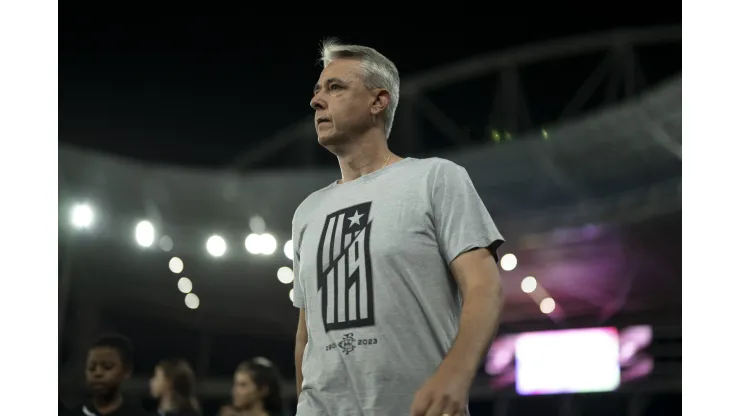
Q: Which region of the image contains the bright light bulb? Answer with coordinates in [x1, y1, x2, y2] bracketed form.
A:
[277, 267, 294, 284]
[135, 220, 155, 247]
[260, 234, 277, 255]
[540, 297, 556, 314]
[245, 233, 261, 254]
[169, 257, 184, 274]
[177, 277, 193, 294]
[207, 235, 227, 257]
[185, 293, 200, 309]
[521, 276, 537, 293]
[71, 203, 94, 229]
[284, 240, 294, 260]
[245, 233, 277, 255]
[500, 254, 517, 271]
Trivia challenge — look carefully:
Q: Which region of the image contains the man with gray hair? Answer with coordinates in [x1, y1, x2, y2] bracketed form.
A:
[291, 39, 505, 416]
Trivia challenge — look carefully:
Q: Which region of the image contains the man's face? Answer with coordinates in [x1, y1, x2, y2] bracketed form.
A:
[85, 347, 130, 396]
[311, 59, 375, 146]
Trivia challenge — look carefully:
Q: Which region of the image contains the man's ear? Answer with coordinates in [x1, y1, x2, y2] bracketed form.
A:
[370, 89, 390, 116]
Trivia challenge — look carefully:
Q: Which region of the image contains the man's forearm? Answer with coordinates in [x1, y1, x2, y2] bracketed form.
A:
[295, 341, 306, 396]
[442, 282, 503, 378]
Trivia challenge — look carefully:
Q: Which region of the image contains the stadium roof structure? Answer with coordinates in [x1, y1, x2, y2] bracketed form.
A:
[59, 26, 681, 342]
[59, 74, 681, 339]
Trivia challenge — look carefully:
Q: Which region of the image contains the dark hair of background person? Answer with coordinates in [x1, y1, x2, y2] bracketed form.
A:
[236, 358, 285, 415]
[157, 358, 200, 415]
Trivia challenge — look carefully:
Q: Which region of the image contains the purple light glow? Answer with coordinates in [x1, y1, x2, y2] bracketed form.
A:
[485, 326, 654, 394]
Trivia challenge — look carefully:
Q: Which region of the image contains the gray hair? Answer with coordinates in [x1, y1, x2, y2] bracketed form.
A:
[320, 39, 400, 139]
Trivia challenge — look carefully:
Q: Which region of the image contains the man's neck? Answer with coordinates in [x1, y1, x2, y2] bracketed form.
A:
[333, 130, 394, 183]
[92, 391, 123, 415]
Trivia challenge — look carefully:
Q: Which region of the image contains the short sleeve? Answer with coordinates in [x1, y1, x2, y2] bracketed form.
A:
[431, 161, 505, 265]
[291, 219, 306, 309]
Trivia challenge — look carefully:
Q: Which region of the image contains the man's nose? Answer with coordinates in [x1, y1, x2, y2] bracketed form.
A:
[310, 95, 326, 111]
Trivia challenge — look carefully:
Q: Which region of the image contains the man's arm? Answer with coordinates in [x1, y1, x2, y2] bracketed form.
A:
[411, 160, 505, 415]
[443, 247, 504, 377]
[410, 248, 503, 415]
[295, 308, 308, 397]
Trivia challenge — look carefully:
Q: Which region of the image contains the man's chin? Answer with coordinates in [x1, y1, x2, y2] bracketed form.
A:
[317, 133, 343, 147]
[88, 383, 113, 395]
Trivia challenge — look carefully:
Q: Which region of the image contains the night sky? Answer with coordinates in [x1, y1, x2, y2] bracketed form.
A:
[60, 15, 681, 169]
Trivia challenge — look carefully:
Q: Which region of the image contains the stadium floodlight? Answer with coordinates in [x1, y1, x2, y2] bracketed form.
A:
[540, 297, 556, 314]
[71, 203, 94, 229]
[206, 235, 227, 257]
[169, 257, 184, 274]
[177, 277, 193, 294]
[245, 233, 261, 254]
[135, 220, 155, 247]
[277, 267, 294, 284]
[245, 233, 278, 255]
[284, 240, 294, 260]
[500, 253, 517, 271]
[185, 293, 200, 309]
[260, 233, 277, 255]
[521, 276, 537, 293]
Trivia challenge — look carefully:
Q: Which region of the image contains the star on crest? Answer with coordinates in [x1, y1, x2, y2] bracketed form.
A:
[347, 210, 364, 227]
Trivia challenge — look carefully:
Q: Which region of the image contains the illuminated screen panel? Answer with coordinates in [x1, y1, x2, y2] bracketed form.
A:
[515, 327, 621, 395]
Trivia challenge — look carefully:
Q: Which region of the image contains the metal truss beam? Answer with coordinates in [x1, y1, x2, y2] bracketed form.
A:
[638, 111, 682, 160]
[229, 26, 680, 171]
[228, 116, 315, 170]
[415, 94, 473, 146]
[405, 26, 680, 93]
[560, 52, 615, 120]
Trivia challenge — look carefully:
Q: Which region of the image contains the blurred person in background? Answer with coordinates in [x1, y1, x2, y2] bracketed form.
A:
[218, 357, 285, 416]
[293, 39, 504, 416]
[149, 358, 200, 416]
[66, 333, 151, 416]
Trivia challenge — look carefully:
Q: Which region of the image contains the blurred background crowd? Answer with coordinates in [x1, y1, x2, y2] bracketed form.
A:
[59, 15, 681, 416]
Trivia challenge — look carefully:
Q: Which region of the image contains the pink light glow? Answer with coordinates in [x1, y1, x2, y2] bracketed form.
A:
[485, 326, 653, 394]
[514, 327, 621, 395]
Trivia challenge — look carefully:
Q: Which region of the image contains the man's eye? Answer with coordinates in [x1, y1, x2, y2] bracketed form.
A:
[330, 84, 342, 91]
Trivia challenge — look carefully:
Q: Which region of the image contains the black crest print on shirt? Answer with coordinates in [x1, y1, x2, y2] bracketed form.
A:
[317, 202, 375, 333]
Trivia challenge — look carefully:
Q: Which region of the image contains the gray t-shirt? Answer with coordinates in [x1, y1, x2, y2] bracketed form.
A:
[291, 157, 504, 416]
